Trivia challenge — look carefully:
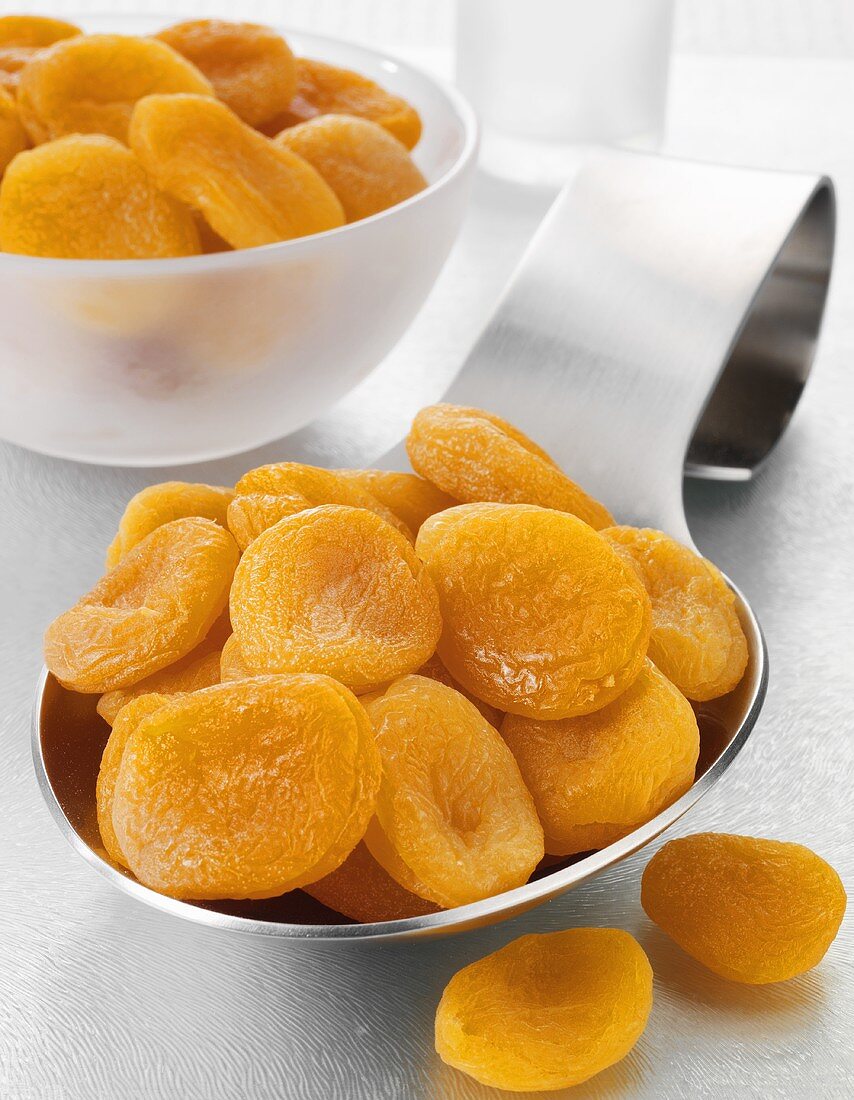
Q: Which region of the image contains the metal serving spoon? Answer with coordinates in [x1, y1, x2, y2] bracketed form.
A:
[33, 150, 834, 942]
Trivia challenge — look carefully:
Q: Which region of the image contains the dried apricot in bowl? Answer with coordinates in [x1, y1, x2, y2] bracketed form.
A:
[228, 462, 411, 551]
[156, 19, 296, 129]
[364, 675, 543, 907]
[230, 504, 441, 692]
[276, 115, 426, 222]
[111, 675, 380, 900]
[502, 661, 699, 856]
[641, 833, 847, 984]
[106, 481, 234, 568]
[0, 134, 201, 259]
[335, 468, 456, 533]
[129, 93, 344, 250]
[603, 526, 749, 701]
[407, 403, 613, 530]
[271, 57, 421, 149]
[416, 503, 652, 720]
[0, 86, 26, 175]
[435, 928, 653, 1092]
[44, 517, 238, 693]
[17, 33, 214, 144]
[0, 14, 81, 94]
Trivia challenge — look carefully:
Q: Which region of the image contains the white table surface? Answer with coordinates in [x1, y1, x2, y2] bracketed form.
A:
[2, 13, 853, 1100]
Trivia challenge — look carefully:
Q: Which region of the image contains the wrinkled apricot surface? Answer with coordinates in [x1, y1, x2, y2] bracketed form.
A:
[18, 33, 213, 144]
[44, 517, 238, 693]
[603, 526, 749, 701]
[642, 833, 846, 984]
[0, 86, 26, 174]
[276, 114, 426, 222]
[408, 404, 614, 530]
[435, 928, 653, 1091]
[335, 468, 456, 533]
[271, 57, 421, 149]
[230, 505, 440, 692]
[364, 676, 543, 907]
[503, 661, 699, 855]
[416, 503, 651, 719]
[228, 462, 411, 550]
[130, 93, 344, 249]
[106, 481, 234, 567]
[112, 675, 380, 899]
[219, 632, 255, 682]
[157, 19, 295, 128]
[417, 652, 502, 728]
[0, 134, 201, 259]
[304, 840, 440, 924]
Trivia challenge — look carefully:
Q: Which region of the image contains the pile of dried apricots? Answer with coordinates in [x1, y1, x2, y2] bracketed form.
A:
[44, 422, 845, 1077]
[0, 15, 426, 258]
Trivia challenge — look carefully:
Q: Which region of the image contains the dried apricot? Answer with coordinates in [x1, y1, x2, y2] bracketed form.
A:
[97, 692, 171, 868]
[228, 461, 411, 551]
[364, 675, 543, 907]
[276, 115, 426, 222]
[408, 404, 613, 529]
[502, 660, 699, 855]
[642, 833, 847, 984]
[156, 19, 295, 129]
[0, 86, 26, 174]
[230, 505, 440, 692]
[271, 58, 421, 149]
[416, 503, 651, 719]
[0, 15, 81, 93]
[304, 841, 440, 924]
[0, 134, 201, 259]
[18, 34, 213, 144]
[129, 93, 344, 249]
[219, 632, 255, 682]
[435, 928, 653, 1091]
[44, 517, 238, 693]
[417, 652, 502, 728]
[106, 481, 234, 568]
[335, 468, 456, 533]
[603, 526, 748, 700]
[111, 675, 380, 899]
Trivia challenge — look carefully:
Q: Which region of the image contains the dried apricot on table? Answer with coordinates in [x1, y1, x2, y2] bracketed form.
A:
[228, 461, 411, 550]
[304, 841, 440, 924]
[335, 468, 456, 533]
[435, 928, 653, 1091]
[0, 134, 201, 259]
[502, 660, 699, 855]
[44, 517, 238, 693]
[129, 93, 344, 249]
[156, 19, 295, 129]
[603, 526, 749, 700]
[0, 15, 81, 94]
[416, 503, 651, 719]
[641, 833, 847, 984]
[270, 57, 421, 149]
[111, 675, 380, 900]
[364, 675, 543, 907]
[230, 505, 440, 692]
[17, 34, 213, 144]
[106, 481, 234, 568]
[407, 403, 613, 530]
[0, 86, 26, 175]
[276, 115, 426, 222]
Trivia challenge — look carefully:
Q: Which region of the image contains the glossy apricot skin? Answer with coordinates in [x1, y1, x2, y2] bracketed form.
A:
[364, 676, 543, 908]
[276, 114, 426, 222]
[407, 404, 614, 530]
[230, 505, 441, 692]
[44, 517, 238, 693]
[335, 468, 456, 533]
[0, 86, 27, 174]
[435, 928, 654, 1092]
[106, 481, 234, 568]
[17, 34, 214, 144]
[156, 19, 296, 128]
[502, 661, 699, 855]
[0, 134, 201, 259]
[603, 526, 749, 701]
[111, 675, 380, 900]
[642, 833, 847, 984]
[129, 93, 344, 250]
[416, 503, 652, 720]
[417, 652, 503, 728]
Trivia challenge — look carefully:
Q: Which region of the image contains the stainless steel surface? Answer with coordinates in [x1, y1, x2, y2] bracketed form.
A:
[3, 49, 854, 1100]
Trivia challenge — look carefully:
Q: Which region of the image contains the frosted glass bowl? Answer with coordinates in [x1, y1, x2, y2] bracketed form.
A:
[0, 22, 477, 465]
